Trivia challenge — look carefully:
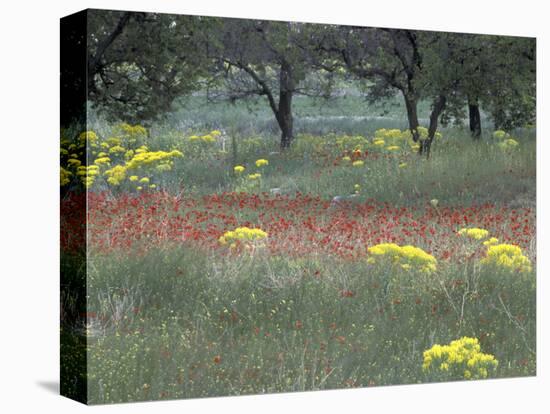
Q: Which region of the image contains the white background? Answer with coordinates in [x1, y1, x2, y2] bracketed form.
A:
[0, 0, 548, 412]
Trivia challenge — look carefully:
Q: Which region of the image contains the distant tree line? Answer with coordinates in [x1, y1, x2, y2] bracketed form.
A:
[61, 10, 536, 155]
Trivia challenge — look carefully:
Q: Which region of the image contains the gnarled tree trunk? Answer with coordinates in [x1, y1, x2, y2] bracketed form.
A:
[403, 92, 420, 143]
[421, 94, 447, 158]
[468, 98, 482, 139]
[277, 60, 295, 149]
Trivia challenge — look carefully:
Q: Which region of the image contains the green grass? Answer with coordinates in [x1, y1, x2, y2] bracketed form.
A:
[83, 246, 535, 403]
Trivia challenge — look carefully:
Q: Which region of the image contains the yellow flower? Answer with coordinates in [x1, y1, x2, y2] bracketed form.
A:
[201, 134, 216, 143]
[139, 177, 150, 184]
[386, 145, 400, 151]
[67, 158, 81, 167]
[94, 157, 111, 166]
[481, 243, 532, 273]
[483, 237, 499, 246]
[119, 123, 147, 138]
[104, 165, 127, 186]
[247, 173, 261, 180]
[78, 131, 98, 144]
[234, 165, 246, 174]
[498, 138, 520, 150]
[255, 159, 269, 167]
[129, 176, 139, 182]
[399, 162, 407, 168]
[458, 227, 489, 240]
[352, 160, 364, 167]
[109, 145, 126, 154]
[493, 130, 508, 140]
[105, 137, 121, 147]
[342, 156, 351, 162]
[367, 243, 437, 274]
[125, 150, 182, 170]
[423, 337, 498, 379]
[60, 167, 72, 186]
[219, 226, 268, 245]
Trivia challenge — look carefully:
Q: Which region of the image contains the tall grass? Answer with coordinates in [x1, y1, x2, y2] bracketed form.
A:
[84, 246, 535, 403]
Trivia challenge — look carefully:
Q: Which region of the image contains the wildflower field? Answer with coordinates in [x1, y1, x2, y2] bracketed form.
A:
[60, 118, 536, 404]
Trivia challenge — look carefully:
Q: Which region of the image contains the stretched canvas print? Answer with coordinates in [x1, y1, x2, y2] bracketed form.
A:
[60, 8, 536, 405]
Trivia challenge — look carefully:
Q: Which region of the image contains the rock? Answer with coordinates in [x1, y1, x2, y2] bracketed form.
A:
[330, 194, 358, 207]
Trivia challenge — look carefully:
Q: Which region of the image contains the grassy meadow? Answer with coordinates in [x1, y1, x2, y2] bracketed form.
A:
[61, 100, 536, 404]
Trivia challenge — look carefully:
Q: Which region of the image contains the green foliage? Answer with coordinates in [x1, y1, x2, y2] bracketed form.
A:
[86, 10, 212, 122]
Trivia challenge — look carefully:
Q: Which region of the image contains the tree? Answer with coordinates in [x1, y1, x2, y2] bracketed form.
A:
[437, 33, 535, 138]
[85, 10, 210, 123]
[210, 19, 318, 149]
[482, 36, 536, 131]
[314, 26, 450, 156]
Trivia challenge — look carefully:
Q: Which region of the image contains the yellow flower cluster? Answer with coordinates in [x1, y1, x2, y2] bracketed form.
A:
[60, 125, 185, 191]
[247, 173, 261, 180]
[234, 165, 245, 174]
[458, 227, 489, 240]
[352, 160, 364, 167]
[255, 159, 269, 167]
[373, 127, 441, 153]
[423, 337, 498, 380]
[118, 123, 147, 139]
[218, 227, 268, 246]
[94, 156, 111, 166]
[492, 130, 520, 149]
[189, 130, 221, 144]
[104, 165, 127, 186]
[98, 147, 179, 189]
[498, 138, 520, 150]
[483, 237, 499, 246]
[375, 128, 406, 141]
[481, 243, 532, 273]
[109, 145, 125, 154]
[75, 165, 99, 188]
[125, 149, 182, 170]
[493, 130, 509, 140]
[60, 167, 72, 186]
[367, 243, 437, 274]
[78, 130, 98, 145]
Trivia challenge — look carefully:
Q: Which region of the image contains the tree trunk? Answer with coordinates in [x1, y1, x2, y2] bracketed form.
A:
[277, 61, 295, 149]
[468, 98, 482, 139]
[403, 92, 420, 142]
[423, 94, 447, 158]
